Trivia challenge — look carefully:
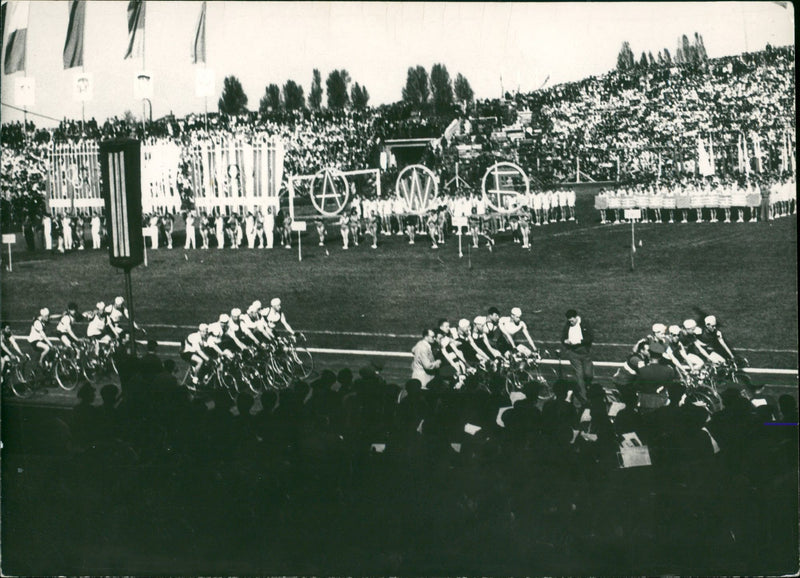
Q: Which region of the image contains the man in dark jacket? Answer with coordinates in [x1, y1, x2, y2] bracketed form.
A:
[561, 308, 594, 407]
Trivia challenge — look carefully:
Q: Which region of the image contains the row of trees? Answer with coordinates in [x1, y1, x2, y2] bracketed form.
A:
[402, 63, 474, 114]
[217, 65, 475, 117]
[617, 32, 709, 72]
[218, 68, 371, 116]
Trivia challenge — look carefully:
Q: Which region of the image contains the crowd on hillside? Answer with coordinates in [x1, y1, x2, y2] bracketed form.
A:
[3, 346, 797, 574]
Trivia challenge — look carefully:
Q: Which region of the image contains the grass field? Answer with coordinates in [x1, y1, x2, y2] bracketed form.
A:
[1, 194, 798, 371]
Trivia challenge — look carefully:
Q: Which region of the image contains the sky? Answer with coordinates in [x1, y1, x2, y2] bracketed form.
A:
[0, 1, 795, 127]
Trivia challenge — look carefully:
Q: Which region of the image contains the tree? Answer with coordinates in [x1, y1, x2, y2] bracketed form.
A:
[309, 69, 323, 110]
[326, 69, 351, 109]
[283, 79, 305, 111]
[648, 51, 656, 67]
[218, 76, 248, 115]
[617, 41, 635, 71]
[259, 83, 282, 115]
[663, 47, 672, 65]
[639, 51, 649, 69]
[430, 63, 454, 114]
[350, 82, 370, 110]
[694, 32, 708, 62]
[454, 73, 474, 107]
[681, 34, 696, 66]
[402, 65, 430, 108]
[657, 50, 665, 65]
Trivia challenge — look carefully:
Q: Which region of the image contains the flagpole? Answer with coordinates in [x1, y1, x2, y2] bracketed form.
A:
[141, 1, 147, 140]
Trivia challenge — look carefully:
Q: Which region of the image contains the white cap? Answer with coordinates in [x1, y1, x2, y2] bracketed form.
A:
[458, 319, 470, 331]
[704, 315, 717, 326]
[683, 319, 697, 330]
[219, 313, 230, 323]
[251, 300, 262, 310]
[114, 296, 124, 307]
[40, 307, 50, 317]
[668, 325, 681, 336]
[652, 323, 667, 334]
[96, 301, 105, 311]
[231, 308, 242, 318]
[270, 297, 281, 308]
[511, 307, 522, 317]
[473, 315, 487, 327]
[199, 323, 209, 332]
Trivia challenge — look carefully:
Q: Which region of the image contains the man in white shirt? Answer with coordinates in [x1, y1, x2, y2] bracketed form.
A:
[184, 211, 197, 249]
[411, 328, 441, 389]
[42, 213, 52, 251]
[91, 212, 102, 249]
[28, 308, 51, 366]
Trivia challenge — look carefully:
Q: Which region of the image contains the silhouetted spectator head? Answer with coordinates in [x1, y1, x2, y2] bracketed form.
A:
[236, 392, 255, 417]
[778, 394, 798, 422]
[146, 339, 158, 353]
[667, 382, 685, 403]
[319, 369, 336, 388]
[162, 359, 176, 374]
[337, 368, 353, 388]
[77, 383, 95, 406]
[552, 379, 570, 401]
[100, 384, 119, 408]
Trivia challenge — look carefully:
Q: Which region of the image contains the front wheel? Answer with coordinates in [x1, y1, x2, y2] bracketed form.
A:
[56, 357, 81, 391]
[292, 348, 314, 380]
[534, 366, 558, 400]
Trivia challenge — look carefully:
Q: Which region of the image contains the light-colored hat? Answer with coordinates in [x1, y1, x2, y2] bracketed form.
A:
[668, 325, 681, 336]
[199, 323, 209, 332]
[114, 296, 125, 307]
[219, 313, 230, 323]
[40, 307, 50, 317]
[458, 319, 470, 331]
[473, 315, 487, 327]
[683, 319, 697, 330]
[251, 300, 262, 310]
[270, 297, 281, 308]
[511, 307, 522, 317]
[231, 308, 242, 318]
[652, 323, 667, 334]
[96, 302, 105, 311]
[704, 315, 717, 326]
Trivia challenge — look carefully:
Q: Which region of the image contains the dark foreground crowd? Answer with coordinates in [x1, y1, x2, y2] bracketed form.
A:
[1, 350, 797, 575]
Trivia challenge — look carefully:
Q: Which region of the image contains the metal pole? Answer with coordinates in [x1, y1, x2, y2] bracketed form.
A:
[204, 97, 209, 133]
[124, 269, 137, 356]
[458, 226, 463, 258]
[297, 230, 302, 262]
[7, 243, 12, 272]
[630, 218, 635, 271]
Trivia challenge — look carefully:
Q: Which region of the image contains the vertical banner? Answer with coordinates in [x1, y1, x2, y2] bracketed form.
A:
[3, 0, 29, 74]
[191, 0, 206, 64]
[63, 0, 85, 69]
[100, 139, 144, 269]
[124, 0, 146, 60]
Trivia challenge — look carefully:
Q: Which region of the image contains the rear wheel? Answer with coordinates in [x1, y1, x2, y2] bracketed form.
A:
[56, 357, 81, 391]
[292, 348, 314, 380]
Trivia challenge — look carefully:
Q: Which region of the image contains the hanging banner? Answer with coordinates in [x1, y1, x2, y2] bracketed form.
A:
[14, 77, 35, 107]
[133, 70, 153, 100]
[195, 67, 215, 98]
[73, 71, 93, 102]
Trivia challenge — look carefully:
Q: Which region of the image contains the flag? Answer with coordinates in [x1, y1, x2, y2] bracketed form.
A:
[191, 1, 206, 64]
[124, 0, 145, 60]
[3, 1, 29, 74]
[63, 0, 85, 69]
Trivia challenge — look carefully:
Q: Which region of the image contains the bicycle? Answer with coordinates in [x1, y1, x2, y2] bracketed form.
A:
[502, 350, 558, 400]
[709, 356, 753, 391]
[680, 366, 723, 414]
[81, 339, 119, 383]
[1, 355, 37, 398]
[14, 344, 82, 397]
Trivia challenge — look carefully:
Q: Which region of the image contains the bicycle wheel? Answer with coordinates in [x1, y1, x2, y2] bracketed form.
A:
[82, 355, 100, 383]
[217, 366, 240, 399]
[534, 366, 558, 400]
[55, 357, 81, 391]
[10, 375, 34, 398]
[732, 370, 753, 389]
[291, 348, 314, 380]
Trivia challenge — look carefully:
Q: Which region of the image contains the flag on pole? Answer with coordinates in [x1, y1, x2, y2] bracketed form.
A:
[3, 0, 29, 74]
[191, 1, 206, 64]
[124, 0, 145, 60]
[63, 0, 85, 69]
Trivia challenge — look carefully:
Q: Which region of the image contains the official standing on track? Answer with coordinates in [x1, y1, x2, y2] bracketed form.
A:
[561, 308, 594, 407]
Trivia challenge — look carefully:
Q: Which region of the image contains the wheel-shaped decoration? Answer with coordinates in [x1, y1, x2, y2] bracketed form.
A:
[481, 161, 529, 213]
[395, 164, 439, 215]
[310, 167, 350, 216]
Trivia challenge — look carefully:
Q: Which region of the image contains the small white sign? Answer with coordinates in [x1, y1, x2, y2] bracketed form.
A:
[14, 77, 35, 107]
[2, 234, 17, 244]
[624, 208, 642, 220]
[73, 72, 93, 102]
[452, 216, 468, 228]
[291, 220, 307, 232]
[134, 71, 153, 100]
[195, 68, 215, 98]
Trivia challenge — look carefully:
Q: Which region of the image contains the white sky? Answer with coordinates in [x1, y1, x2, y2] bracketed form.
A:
[0, 1, 795, 127]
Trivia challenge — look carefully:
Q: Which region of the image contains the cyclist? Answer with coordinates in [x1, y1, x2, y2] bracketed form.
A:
[485, 307, 512, 357]
[498, 307, 538, 356]
[56, 302, 84, 353]
[696, 315, 735, 365]
[680, 319, 716, 367]
[453, 318, 489, 369]
[612, 339, 650, 390]
[238, 305, 268, 346]
[112, 296, 143, 336]
[86, 302, 112, 355]
[1, 322, 28, 376]
[209, 313, 248, 353]
[28, 308, 52, 366]
[264, 298, 295, 339]
[105, 305, 125, 343]
[437, 318, 470, 369]
[435, 329, 469, 387]
[473, 315, 503, 359]
[671, 324, 704, 371]
[182, 323, 224, 386]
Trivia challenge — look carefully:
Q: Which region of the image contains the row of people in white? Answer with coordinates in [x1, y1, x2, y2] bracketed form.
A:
[181, 297, 294, 384]
[41, 212, 104, 252]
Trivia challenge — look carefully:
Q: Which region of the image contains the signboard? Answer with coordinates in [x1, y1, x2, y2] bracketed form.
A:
[195, 68, 216, 98]
[481, 161, 528, 213]
[395, 164, 439, 215]
[291, 220, 307, 232]
[73, 72, 93, 102]
[14, 77, 35, 107]
[2, 234, 17, 244]
[100, 139, 144, 269]
[452, 216, 468, 228]
[624, 208, 642, 220]
[309, 168, 349, 216]
[134, 71, 153, 100]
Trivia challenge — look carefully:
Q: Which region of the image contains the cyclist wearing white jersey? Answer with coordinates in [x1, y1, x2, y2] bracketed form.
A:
[264, 298, 295, 338]
[498, 307, 538, 356]
[56, 302, 84, 350]
[28, 308, 51, 366]
[182, 323, 224, 385]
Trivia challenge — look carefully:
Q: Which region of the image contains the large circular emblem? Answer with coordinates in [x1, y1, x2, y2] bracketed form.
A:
[481, 161, 529, 213]
[395, 164, 439, 214]
[310, 167, 350, 216]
